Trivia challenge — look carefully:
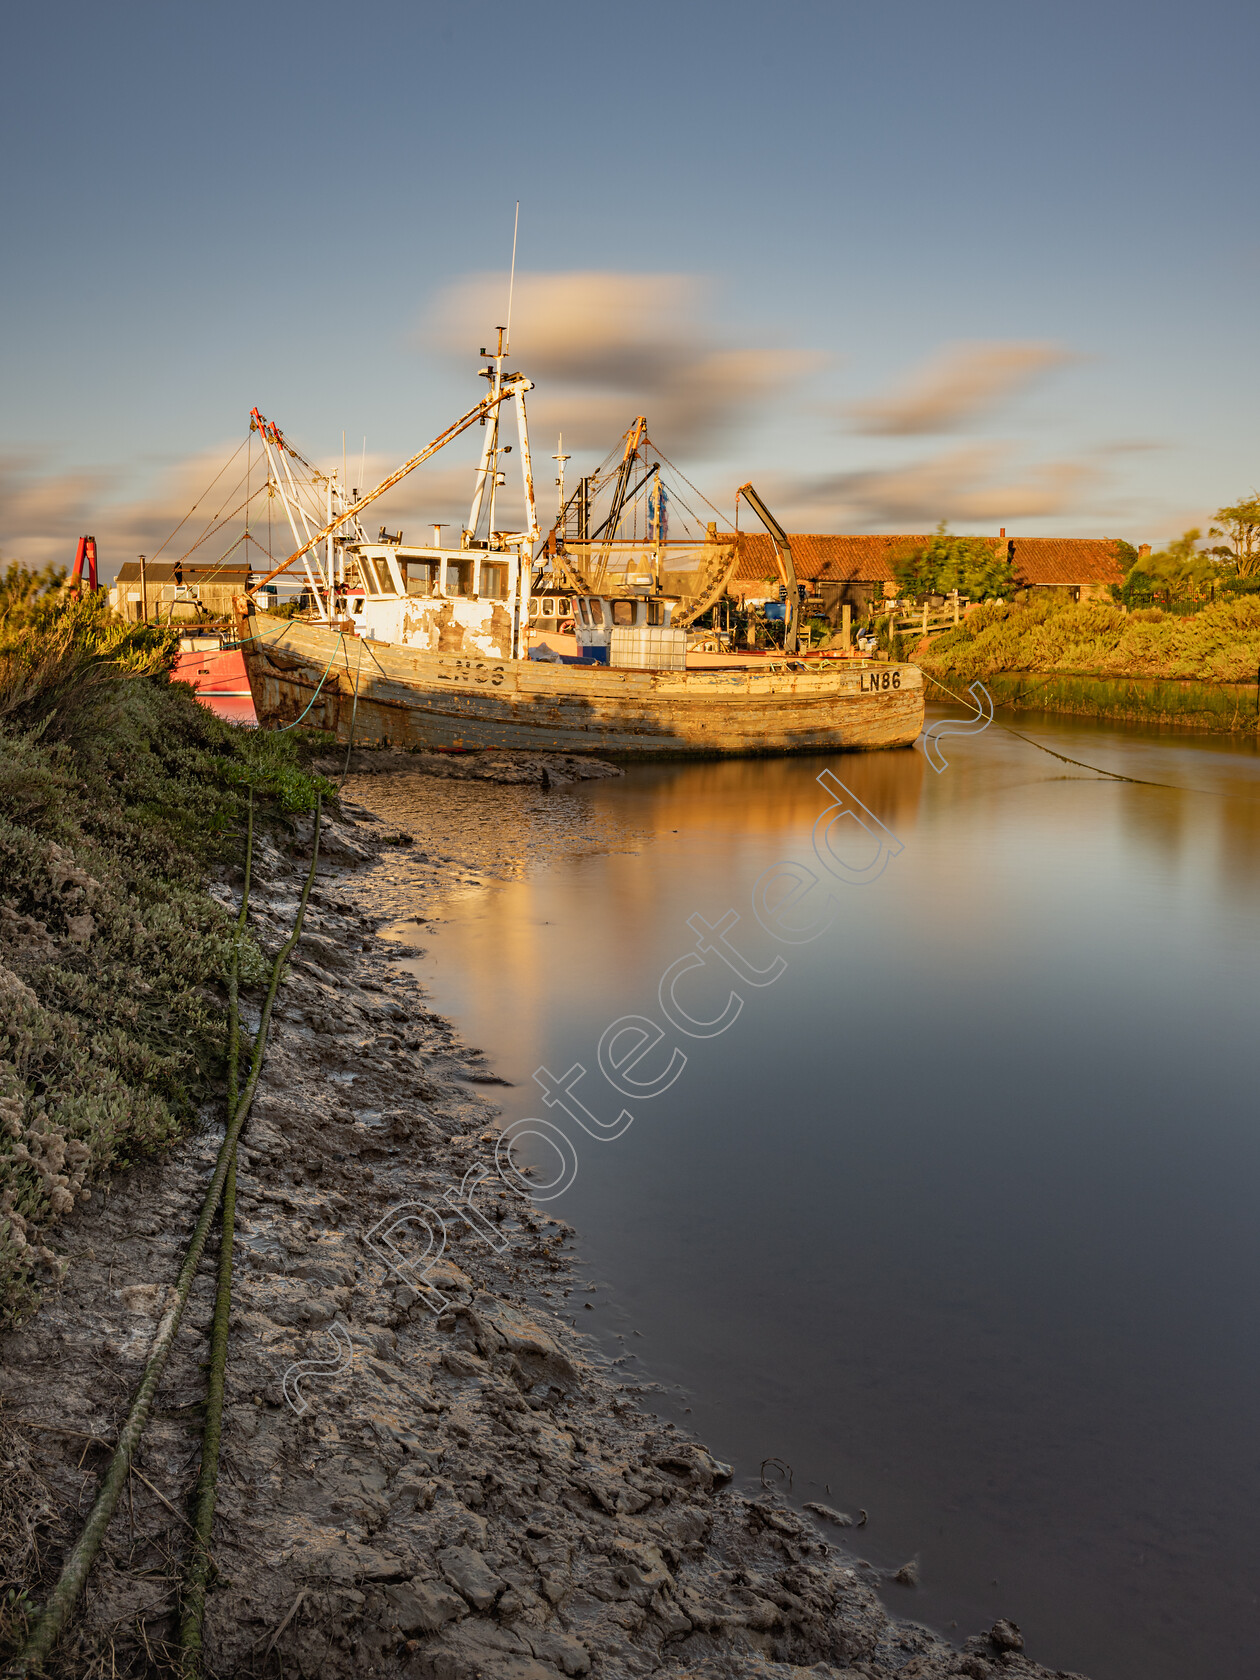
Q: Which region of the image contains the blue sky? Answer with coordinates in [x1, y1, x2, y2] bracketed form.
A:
[2, 0, 1256, 575]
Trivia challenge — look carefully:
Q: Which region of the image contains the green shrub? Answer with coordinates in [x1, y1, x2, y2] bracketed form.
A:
[921, 593, 1260, 685]
[0, 586, 332, 1325]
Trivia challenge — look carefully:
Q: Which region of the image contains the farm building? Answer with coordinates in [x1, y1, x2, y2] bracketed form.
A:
[728, 531, 1131, 623]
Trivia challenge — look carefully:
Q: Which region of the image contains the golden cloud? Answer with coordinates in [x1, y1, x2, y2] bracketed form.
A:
[764, 445, 1102, 529]
[425, 271, 821, 456]
[849, 341, 1075, 435]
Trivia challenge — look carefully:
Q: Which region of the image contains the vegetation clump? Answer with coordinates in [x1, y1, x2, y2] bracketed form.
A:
[1113, 498, 1260, 607]
[921, 593, 1260, 686]
[892, 524, 1015, 603]
[0, 581, 329, 1326]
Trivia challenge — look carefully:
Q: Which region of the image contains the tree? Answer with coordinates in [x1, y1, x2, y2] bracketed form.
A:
[1208, 495, 1260, 577]
[0, 562, 66, 623]
[891, 523, 1014, 601]
[1118, 529, 1220, 604]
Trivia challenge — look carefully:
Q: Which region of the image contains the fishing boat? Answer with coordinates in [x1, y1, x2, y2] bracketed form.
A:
[236, 343, 923, 757]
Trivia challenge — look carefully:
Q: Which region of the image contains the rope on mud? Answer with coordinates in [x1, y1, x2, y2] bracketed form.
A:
[11, 798, 323, 1678]
[176, 792, 253, 1670]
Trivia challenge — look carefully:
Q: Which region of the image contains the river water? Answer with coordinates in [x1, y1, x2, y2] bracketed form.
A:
[376, 712, 1260, 1680]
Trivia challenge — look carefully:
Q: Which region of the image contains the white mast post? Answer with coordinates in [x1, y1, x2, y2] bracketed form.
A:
[553, 434, 570, 525]
[276, 446, 331, 620]
[255, 421, 329, 621]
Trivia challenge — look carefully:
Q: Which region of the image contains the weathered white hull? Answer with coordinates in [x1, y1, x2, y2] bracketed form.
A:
[240, 608, 924, 757]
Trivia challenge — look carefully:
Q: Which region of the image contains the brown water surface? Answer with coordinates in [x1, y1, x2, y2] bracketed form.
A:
[369, 711, 1260, 1680]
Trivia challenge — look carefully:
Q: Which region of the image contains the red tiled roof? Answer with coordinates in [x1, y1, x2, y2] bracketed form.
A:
[728, 534, 927, 586]
[726, 534, 1127, 588]
[1002, 537, 1126, 587]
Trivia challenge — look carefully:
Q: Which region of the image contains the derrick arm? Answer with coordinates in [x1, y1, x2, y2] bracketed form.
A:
[594, 417, 647, 578]
[736, 482, 799, 654]
[247, 382, 525, 600]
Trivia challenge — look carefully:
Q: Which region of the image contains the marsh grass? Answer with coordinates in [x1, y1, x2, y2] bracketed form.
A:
[0, 591, 331, 1325]
[921, 596, 1260, 729]
[962, 672, 1260, 731]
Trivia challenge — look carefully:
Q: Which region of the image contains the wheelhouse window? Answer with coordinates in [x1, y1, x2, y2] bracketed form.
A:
[448, 559, 475, 597]
[358, 557, 389, 596]
[481, 563, 508, 600]
[405, 560, 438, 597]
[647, 599, 664, 626]
[612, 599, 634, 626]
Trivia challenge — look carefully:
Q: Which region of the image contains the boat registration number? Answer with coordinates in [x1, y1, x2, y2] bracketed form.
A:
[860, 670, 902, 692]
[437, 660, 506, 687]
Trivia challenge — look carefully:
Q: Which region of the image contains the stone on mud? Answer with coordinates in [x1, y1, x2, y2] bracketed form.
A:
[437, 1544, 507, 1611]
[384, 1577, 469, 1633]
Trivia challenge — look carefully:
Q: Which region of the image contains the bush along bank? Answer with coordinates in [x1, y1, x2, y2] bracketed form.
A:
[919, 596, 1260, 731]
[0, 595, 330, 1327]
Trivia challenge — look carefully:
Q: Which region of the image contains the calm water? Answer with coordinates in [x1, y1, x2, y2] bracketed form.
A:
[387, 713, 1260, 1680]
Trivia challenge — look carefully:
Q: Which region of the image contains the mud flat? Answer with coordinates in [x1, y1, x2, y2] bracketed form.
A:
[0, 755, 1086, 1679]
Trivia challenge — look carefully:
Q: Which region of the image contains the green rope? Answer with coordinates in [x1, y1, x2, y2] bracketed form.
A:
[273, 632, 344, 731]
[176, 793, 253, 1670]
[338, 637, 364, 789]
[11, 798, 323, 1678]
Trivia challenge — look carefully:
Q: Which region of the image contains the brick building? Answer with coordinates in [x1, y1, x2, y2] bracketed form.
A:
[728, 532, 1130, 623]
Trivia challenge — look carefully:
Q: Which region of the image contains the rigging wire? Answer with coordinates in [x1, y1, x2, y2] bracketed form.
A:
[146, 436, 249, 564]
[646, 442, 734, 529]
[177, 481, 275, 565]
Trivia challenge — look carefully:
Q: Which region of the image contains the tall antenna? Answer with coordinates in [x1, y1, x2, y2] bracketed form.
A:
[553, 433, 570, 521]
[505, 200, 520, 355]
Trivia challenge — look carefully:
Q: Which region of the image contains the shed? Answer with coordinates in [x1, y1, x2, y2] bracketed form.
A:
[109, 560, 251, 623]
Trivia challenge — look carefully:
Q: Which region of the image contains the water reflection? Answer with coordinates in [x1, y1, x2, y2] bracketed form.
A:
[381, 715, 1260, 1680]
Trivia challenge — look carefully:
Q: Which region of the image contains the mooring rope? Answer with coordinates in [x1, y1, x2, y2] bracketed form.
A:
[920, 668, 1193, 790]
[11, 799, 323, 1678]
[338, 636, 365, 790]
[176, 791, 253, 1670]
[272, 632, 344, 732]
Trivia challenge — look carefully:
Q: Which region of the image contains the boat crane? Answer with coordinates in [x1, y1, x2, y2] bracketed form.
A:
[736, 483, 801, 655]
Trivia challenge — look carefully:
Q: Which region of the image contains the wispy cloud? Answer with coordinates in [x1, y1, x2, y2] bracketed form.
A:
[848, 341, 1075, 435]
[764, 445, 1101, 530]
[0, 442, 517, 581]
[425, 271, 821, 457]
[0, 446, 265, 578]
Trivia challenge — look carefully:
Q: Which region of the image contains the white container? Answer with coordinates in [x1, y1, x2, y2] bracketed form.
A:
[609, 625, 686, 671]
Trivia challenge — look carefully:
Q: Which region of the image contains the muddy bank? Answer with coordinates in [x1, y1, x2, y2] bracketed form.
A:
[1, 783, 1085, 1679]
[310, 747, 628, 790]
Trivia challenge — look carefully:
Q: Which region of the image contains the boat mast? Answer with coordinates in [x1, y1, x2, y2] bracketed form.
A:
[247, 385, 524, 599]
[250, 410, 331, 621]
[553, 434, 570, 526]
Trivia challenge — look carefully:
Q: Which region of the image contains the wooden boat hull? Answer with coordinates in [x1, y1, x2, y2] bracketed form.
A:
[239, 608, 924, 757]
